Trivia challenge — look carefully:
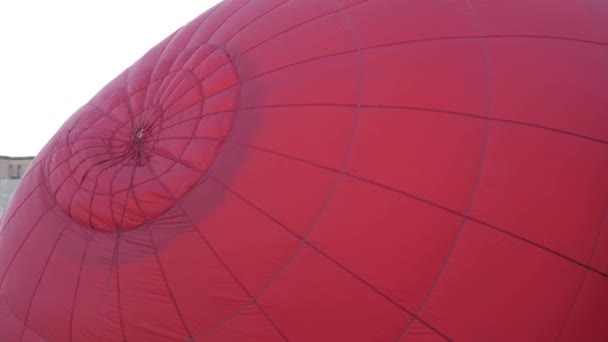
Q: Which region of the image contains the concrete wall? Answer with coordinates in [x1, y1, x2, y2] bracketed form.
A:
[0, 156, 34, 217]
[0, 178, 21, 216]
[0, 157, 33, 179]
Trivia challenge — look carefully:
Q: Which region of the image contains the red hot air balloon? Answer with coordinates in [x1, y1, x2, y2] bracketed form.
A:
[1, 0, 608, 341]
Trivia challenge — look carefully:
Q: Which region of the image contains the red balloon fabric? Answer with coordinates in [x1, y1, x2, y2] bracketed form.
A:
[1, 0, 608, 341]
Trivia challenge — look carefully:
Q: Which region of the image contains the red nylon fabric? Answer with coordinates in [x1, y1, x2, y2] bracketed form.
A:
[1, 0, 608, 341]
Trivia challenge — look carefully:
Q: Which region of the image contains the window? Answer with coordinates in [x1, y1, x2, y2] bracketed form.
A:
[8, 164, 21, 179]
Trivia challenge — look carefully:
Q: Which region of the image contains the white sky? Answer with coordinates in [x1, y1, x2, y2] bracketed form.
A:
[0, 0, 222, 157]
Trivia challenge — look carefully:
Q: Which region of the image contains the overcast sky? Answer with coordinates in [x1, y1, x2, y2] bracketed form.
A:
[0, 0, 222, 156]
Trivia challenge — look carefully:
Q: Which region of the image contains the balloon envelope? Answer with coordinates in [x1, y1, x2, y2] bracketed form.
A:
[1, 0, 608, 341]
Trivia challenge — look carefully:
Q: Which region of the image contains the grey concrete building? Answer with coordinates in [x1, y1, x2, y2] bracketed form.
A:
[0, 155, 34, 216]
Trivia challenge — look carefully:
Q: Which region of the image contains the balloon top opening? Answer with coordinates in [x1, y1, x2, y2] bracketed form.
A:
[132, 127, 145, 142]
